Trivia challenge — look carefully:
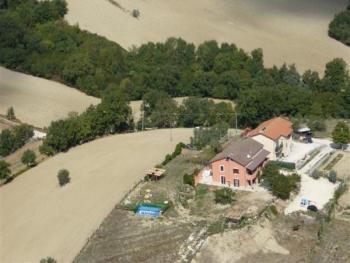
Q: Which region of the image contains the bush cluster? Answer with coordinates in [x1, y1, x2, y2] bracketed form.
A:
[0, 124, 34, 157]
[328, 170, 337, 184]
[183, 173, 195, 187]
[262, 162, 300, 200]
[21, 149, 37, 167]
[162, 142, 186, 165]
[214, 187, 235, 204]
[40, 257, 57, 263]
[0, 160, 11, 181]
[190, 122, 229, 150]
[57, 169, 70, 186]
[269, 160, 295, 171]
[138, 92, 236, 130]
[6, 107, 15, 120]
[328, 2, 350, 46]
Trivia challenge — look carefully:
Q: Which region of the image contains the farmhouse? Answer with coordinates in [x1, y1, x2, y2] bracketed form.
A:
[247, 117, 293, 160]
[195, 138, 270, 189]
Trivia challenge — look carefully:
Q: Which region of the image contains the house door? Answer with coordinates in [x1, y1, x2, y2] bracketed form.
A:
[233, 179, 240, 187]
[221, 176, 226, 185]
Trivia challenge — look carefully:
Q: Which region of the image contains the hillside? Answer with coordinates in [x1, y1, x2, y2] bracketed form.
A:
[0, 128, 193, 262]
[0, 67, 100, 128]
[65, 0, 350, 73]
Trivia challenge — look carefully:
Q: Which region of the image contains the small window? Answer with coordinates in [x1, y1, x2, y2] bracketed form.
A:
[220, 165, 224, 172]
[233, 169, 239, 174]
[234, 179, 240, 187]
[221, 176, 226, 185]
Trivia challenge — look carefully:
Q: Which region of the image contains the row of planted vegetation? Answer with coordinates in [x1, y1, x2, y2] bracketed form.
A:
[1, 0, 350, 156]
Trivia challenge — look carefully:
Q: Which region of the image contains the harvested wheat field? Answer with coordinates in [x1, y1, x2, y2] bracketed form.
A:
[65, 0, 350, 73]
[0, 67, 100, 128]
[0, 128, 193, 263]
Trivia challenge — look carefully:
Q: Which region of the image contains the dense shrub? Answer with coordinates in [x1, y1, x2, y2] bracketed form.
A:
[328, 170, 337, 184]
[311, 170, 322, 180]
[262, 163, 300, 200]
[270, 173, 300, 200]
[209, 139, 223, 154]
[268, 204, 278, 216]
[21, 149, 36, 167]
[132, 9, 140, 18]
[207, 218, 228, 235]
[0, 124, 34, 157]
[308, 119, 326, 132]
[6, 107, 15, 120]
[57, 169, 70, 186]
[332, 121, 350, 149]
[0, 160, 11, 181]
[328, 2, 350, 46]
[162, 142, 186, 165]
[178, 97, 235, 128]
[269, 160, 295, 171]
[40, 257, 57, 263]
[190, 122, 229, 150]
[183, 173, 195, 187]
[214, 187, 235, 204]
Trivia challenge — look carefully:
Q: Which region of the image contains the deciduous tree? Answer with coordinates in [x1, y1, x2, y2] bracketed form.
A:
[332, 121, 350, 149]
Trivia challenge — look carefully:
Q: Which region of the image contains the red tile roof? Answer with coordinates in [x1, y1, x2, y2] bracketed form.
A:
[247, 117, 292, 141]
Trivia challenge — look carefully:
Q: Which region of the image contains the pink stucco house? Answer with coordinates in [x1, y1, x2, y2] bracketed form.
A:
[195, 138, 270, 189]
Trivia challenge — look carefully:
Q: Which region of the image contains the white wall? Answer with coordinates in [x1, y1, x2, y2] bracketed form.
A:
[251, 134, 276, 160]
[279, 135, 292, 157]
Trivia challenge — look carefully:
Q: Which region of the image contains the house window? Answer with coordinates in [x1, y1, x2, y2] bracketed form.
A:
[233, 179, 240, 187]
[233, 168, 239, 174]
[220, 165, 224, 172]
[221, 176, 226, 185]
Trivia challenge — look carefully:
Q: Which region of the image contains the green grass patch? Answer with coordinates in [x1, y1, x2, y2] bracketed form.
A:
[207, 218, 228, 235]
[195, 185, 209, 197]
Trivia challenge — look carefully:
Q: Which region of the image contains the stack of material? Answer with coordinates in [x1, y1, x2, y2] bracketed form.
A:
[146, 168, 166, 180]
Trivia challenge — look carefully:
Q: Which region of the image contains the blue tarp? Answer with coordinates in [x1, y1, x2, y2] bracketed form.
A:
[136, 205, 161, 217]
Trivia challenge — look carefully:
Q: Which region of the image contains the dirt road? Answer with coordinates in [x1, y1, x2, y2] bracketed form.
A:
[0, 128, 193, 263]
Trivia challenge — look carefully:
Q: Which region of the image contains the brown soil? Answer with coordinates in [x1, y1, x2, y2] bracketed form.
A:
[74, 209, 193, 263]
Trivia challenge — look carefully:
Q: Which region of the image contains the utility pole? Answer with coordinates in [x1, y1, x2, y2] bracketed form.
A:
[170, 113, 173, 142]
[235, 111, 238, 135]
[141, 102, 144, 131]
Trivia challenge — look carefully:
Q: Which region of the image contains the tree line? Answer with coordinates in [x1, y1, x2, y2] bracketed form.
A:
[40, 88, 133, 155]
[328, 1, 350, 46]
[1, 0, 350, 152]
[140, 92, 235, 129]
